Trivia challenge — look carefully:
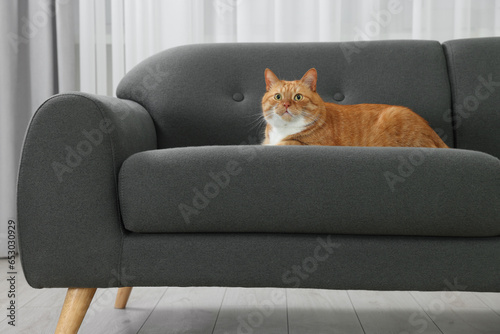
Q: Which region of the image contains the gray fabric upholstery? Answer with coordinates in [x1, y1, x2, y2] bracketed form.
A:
[17, 93, 156, 288]
[117, 41, 453, 149]
[119, 146, 500, 236]
[121, 233, 500, 292]
[443, 37, 500, 159]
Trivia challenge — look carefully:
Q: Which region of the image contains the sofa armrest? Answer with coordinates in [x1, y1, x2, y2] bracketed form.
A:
[18, 92, 156, 288]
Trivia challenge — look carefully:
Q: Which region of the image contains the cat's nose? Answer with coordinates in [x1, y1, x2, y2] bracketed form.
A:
[283, 101, 291, 109]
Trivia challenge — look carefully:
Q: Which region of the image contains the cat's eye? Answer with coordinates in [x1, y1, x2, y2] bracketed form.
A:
[274, 93, 282, 100]
[294, 94, 303, 101]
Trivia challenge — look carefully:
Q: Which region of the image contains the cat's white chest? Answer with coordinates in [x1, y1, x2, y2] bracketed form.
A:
[268, 119, 308, 145]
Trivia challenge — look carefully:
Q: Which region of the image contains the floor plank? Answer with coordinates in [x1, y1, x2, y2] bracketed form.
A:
[287, 288, 365, 334]
[0, 287, 106, 334]
[348, 290, 443, 334]
[138, 286, 226, 334]
[212, 287, 288, 334]
[80, 287, 167, 334]
[411, 291, 500, 334]
[475, 292, 500, 316]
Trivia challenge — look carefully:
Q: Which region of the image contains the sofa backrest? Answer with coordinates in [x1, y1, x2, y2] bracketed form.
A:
[443, 37, 500, 159]
[117, 41, 454, 149]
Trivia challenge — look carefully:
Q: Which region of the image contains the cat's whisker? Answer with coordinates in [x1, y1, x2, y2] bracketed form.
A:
[248, 114, 269, 133]
[249, 122, 267, 135]
[247, 115, 266, 126]
[303, 115, 325, 128]
[299, 111, 320, 126]
[243, 113, 265, 119]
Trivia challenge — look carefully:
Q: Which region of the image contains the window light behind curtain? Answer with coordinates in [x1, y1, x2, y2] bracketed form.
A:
[2, 0, 500, 257]
[78, 0, 500, 96]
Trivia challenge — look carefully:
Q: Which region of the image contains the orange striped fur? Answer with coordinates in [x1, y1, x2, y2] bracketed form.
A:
[261, 68, 448, 148]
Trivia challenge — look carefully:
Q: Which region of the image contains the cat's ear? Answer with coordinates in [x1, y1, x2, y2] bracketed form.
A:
[300, 68, 317, 92]
[265, 68, 280, 91]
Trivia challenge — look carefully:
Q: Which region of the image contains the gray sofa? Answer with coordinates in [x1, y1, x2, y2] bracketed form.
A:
[18, 38, 500, 333]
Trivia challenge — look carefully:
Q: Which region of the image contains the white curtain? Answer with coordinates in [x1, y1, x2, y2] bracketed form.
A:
[2, 0, 500, 257]
[1, 0, 77, 257]
[78, 0, 500, 96]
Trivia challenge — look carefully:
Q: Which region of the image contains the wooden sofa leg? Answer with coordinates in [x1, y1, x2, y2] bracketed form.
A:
[114, 287, 133, 309]
[55, 288, 97, 334]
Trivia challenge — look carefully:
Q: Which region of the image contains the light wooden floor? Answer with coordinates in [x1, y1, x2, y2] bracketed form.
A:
[1, 258, 500, 334]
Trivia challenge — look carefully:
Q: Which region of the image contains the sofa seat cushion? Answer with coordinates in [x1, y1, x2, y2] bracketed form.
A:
[118, 146, 500, 236]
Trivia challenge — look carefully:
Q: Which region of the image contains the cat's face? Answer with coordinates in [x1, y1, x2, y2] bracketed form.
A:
[262, 68, 323, 128]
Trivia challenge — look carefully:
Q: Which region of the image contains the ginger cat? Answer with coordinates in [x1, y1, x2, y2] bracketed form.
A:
[261, 68, 448, 148]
